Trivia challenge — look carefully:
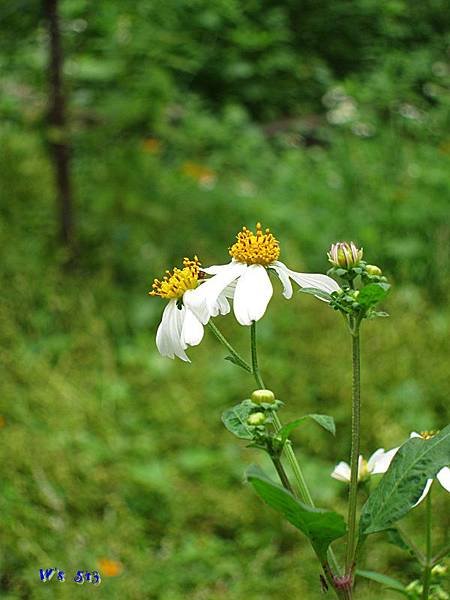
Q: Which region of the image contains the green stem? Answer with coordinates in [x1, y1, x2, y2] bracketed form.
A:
[270, 451, 343, 599]
[250, 320, 341, 578]
[345, 324, 361, 574]
[250, 321, 265, 388]
[422, 488, 433, 600]
[208, 321, 252, 373]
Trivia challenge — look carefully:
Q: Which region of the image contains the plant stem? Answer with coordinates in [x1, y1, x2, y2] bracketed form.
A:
[422, 488, 433, 600]
[250, 320, 341, 577]
[269, 452, 343, 599]
[208, 321, 252, 373]
[345, 323, 361, 574]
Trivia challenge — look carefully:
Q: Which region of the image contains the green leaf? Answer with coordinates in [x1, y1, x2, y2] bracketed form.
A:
[356, 570, 408, 596]
[222, 400, 254, 440]
[224, 355, 251, 372]
[358, 282, 390, 309]
[298, 287, 332, 302]
[360, 424, 450, 535]
[278, 414, 335, 444]
[246, 465, 346, 561]
[385, 528, 418, 558]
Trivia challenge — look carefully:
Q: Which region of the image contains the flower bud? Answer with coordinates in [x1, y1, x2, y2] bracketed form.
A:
[247, 412, 266, 426]
[365, 264, 382, 276]
[328, 242, 363, 269]
[432, 564, 447, 577]
[251, 389, 275, 404]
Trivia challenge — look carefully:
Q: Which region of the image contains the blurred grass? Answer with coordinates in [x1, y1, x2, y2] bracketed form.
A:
[0, 120, 449, 599]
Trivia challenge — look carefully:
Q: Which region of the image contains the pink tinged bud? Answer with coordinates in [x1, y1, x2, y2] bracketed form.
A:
[328, 242, 363, 269]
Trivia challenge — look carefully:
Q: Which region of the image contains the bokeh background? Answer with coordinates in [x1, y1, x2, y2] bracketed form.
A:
[0, 1, 449, 598]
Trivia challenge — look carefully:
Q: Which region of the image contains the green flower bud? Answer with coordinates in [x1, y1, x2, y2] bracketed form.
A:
[247, 412, 266, 426]
[328, 241, 363, 269]
[432, 564, 447, 577]
[251, 389, 275, 404]
[365, 264, 382, 276]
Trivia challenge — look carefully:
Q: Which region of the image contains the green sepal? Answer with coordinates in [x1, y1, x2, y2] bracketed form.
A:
[246, 465, 346, 561]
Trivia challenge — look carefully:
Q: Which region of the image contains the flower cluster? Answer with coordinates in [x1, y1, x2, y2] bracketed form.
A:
[149, 223, 340, 360]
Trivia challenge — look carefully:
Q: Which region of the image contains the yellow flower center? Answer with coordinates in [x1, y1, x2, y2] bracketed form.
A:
[419, 430, 438, 440]
[229, 223, 280, 266]
[149, 257, 201, 300]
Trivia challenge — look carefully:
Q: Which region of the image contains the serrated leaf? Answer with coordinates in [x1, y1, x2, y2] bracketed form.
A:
[358, 282, 390, 309]
[298, 287, 332, 302]
[360, 424, 450, 535]
[278, 414, 335, 445]
[246, 465, 346, 561]
[222, 400, 254, 440]
[356, 570, 408, 596]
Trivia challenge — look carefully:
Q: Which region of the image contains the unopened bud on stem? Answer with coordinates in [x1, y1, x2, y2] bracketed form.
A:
[328, 242, 363, 269]
[365, 264, 382, 276]
[251, 389, 275, 404]
[247, 412, 266, 426]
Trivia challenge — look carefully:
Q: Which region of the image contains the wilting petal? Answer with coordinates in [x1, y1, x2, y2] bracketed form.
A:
[437, 467, 450, 492]
[188, 262, 246, 323]
[331, 461, 351, 483]
[286, 268, 341, 300]
[180, 307, 204, 347]
[413, 478, 434, 507]
[370, 447, 399, 474]
[270, 261, 293, 299]
[156, 300, 190, 362]
[233, 264, 273, 326]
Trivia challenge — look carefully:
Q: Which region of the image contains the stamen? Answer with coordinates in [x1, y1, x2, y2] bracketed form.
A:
[149, 256, 201, 299]
[229, 223, 280, 266]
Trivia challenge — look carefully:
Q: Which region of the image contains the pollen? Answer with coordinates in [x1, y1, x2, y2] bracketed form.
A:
[229, 223, 280, 266]
[149, 256, 201, 299]
[420, 430, 439, 440]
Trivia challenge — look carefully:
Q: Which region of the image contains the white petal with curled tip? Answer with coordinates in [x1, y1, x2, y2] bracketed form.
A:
[437, 467, 450, 492]
[270, 261, 293, 299]
[187, 262, 246, 323]
[284, 266, 341, 300]
[413, 478, 433, 507]
[233, 264, 273, 326]
[331, 461, 351, 483]
[156, 299, 190, 362]
[370, 447, 399, 474]
[180, 307, 204, 347]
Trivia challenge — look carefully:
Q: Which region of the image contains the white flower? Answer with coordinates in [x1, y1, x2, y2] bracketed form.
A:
[150, 257, 230, 362]
[409, 431, 450, 505]
[331, 448, 399, 483]
[187, 223, 341, 326]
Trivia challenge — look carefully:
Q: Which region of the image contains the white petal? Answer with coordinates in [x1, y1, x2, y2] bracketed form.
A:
[270, 261, 293, 299]
[437, 467, 450, 492]
[413, 479, 433, 507]
[367, 448, 386, 472]
[331, 461, 351, 483]
[216, 293, 231, 315]
[410, 431, 421, 438]
[233, 264, 273, 326]
[187, 262, 246, 323]
[156, 300, 190, 362]
[370, 447, 399, 474]
[180, 308, 204, 347]
[286, 267, 341, 301]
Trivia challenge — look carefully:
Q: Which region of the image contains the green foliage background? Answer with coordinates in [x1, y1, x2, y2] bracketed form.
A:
[0, 1, 449, 598]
